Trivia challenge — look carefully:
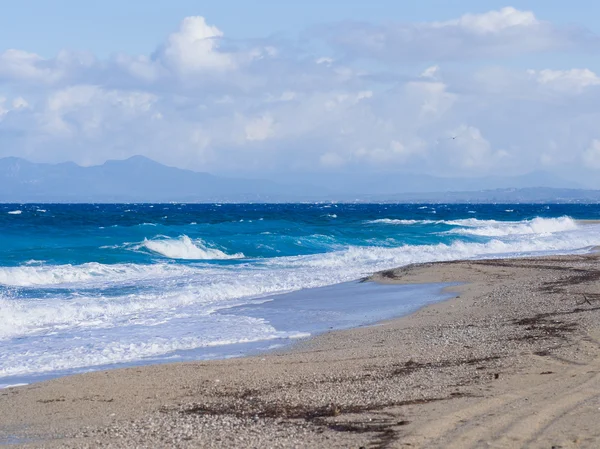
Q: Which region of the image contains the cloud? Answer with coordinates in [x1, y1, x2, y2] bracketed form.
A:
[0, 50, 63, 83]
[445, 125, 508, 169]
[156, 16, 235, 73]
[244, 114, 275, 141]
[322, 7, 593, 62]
[1, 10, 600, 184]
[0, 95, 29, 121]
[528, 68, 600, 93]
[0, 49, 96, 86]
[583, 140, 600, 168]
[436, 6, 538, 33]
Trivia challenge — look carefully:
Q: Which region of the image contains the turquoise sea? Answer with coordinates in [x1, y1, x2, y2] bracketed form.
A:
[1, 203, 599, 387]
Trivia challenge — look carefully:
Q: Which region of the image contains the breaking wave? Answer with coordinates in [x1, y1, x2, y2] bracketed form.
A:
[0, 262, 199, 287]
[140, 235, 244, 260]
[445, 216, 578, 237]
[2, 206, 600, 383]
[368, 216, 579, 238]
[367, 219, 436, 225]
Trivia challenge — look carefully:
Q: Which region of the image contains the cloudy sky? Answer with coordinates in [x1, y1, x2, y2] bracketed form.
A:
[1, 0, 600, 185]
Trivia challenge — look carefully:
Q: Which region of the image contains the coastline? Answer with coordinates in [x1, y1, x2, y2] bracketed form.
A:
[2, 253, 600, 448]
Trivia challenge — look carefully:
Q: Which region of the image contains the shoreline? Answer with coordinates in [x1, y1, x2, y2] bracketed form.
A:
[2, 253, 600, 448]
[0, 280, 456, 389]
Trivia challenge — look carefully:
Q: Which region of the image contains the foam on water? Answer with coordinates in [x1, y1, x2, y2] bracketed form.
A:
[2, 222, 598, 340]
[7, 210, 22, 215]
[0, 314, 309, 378]
[0, 383, 28, 389]
[0, 262, 199, 287]
[445, 216, 578, 236]
[368, 219, 430, 225]
[368, 216, 578, 235]
[140, 235, 244, 260]
[2, 206, 600, 384]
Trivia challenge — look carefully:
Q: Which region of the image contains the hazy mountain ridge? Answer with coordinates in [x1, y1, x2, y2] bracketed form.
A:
[0, 156, 319, 202]
[0, 156, 598, 203]
[358, 188, 600, 204]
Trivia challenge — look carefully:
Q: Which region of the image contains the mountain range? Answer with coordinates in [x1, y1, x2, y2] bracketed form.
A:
[0, 156, 598, 203]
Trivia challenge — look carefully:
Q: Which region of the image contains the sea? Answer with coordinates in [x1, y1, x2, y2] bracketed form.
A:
[1, 203, 600, 388]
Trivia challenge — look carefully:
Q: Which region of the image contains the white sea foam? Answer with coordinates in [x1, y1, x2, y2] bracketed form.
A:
[294, 230, 596, 271]
[445, 216, 578, 237]
[0, 383, 28, 389]
[369, 216, 579, 238]
[7, 210, 22, 215]
[0, 262, 199, 287]
[140, 235, 244, 260]
[368, 219, 436, 225]
[2, 226, 597, 344]
[0, 315, 309, 378]
[1, 217, 599, 380]
[0, 284, 276, 341]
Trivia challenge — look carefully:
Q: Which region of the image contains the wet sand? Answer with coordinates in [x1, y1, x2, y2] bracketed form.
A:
[1, 253, 600, 448]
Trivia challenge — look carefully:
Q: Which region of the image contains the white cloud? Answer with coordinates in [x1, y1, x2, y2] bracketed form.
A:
[0, 95, 29, 121]
[34, 85, 157, 159]
[157, 16, 235, 73]
[244, 114, 275, 141]
[0, 49, 63, 83]
[446, 125, 505, 169]
[323, 7, 588, 62]
[528, 68, 600, 93]
[12, 97, 28, 109]
[420, 65, 440, 79]
[355, 139, 426, 165]
[316, 57, 334, 65]
[433, 7, 538, 34]
[1, 11, 600, 183]
[405, 80, 456, 119]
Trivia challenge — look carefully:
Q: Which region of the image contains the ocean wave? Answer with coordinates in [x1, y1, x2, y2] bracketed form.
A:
[368, 216, 579, 237]
[367, 219, 437, 225]
[140, 235, 244, 260]
[0, 383, 28, 389]
[0, 262, 199, 287]
[0, 218, 594, 293]
[7, 210, 22, 215]
[0, 283, 281, 340]
[290, 225, 598, 271]
[445, 216, 578, 237]
[1, 223, 598, 357]
[0, 315, 309, 378]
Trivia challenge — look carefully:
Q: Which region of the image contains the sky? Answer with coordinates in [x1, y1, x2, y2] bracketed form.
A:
[2, 1, 600, 185]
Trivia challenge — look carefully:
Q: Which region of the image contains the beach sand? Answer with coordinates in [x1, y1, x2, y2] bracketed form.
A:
[1, 253, 600, 448]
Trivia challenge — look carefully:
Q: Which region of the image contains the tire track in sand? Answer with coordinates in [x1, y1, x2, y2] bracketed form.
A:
[398, 351, 600, 449]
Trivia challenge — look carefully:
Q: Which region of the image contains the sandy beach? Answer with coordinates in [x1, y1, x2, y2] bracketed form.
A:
[1, 252, 600, 448]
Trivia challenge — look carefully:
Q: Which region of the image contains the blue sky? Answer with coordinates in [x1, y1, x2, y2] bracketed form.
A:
[1, 2, 600, 185]
[2, 0, 598, 57]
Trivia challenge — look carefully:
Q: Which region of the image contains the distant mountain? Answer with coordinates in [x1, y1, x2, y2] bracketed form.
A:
[0, 156, 598, 203]
[0, 156, 321, 202]
[355, 188, 600, 204]
[267, 170, 582, 195]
